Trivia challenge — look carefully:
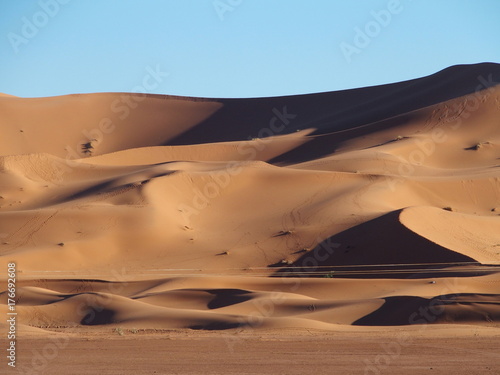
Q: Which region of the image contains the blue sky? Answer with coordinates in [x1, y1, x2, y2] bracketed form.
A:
[1, 0, 499, 98]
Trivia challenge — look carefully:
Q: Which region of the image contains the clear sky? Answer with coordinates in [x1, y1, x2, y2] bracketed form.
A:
[1, 0, 499, 98]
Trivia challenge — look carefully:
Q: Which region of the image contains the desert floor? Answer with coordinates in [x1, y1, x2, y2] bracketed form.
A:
[17, 326, 500, 375]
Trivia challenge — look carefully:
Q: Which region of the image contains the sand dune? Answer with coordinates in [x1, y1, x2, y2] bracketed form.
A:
[1, 63, 500, 335]
[2, 273, 500, 332]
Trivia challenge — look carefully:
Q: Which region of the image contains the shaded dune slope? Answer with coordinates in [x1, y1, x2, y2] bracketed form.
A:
[169, 63, 500, 146]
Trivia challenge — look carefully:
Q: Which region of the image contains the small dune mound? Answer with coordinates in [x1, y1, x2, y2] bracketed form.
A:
[353, 293, 500, 326]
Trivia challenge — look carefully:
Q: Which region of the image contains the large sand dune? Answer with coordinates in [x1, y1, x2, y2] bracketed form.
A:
[1, 63, 500, 335]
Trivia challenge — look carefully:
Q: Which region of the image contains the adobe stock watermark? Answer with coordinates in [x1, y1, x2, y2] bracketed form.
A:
[384, 73, 499, 192]
[7, 0, 72, 54]
[223, 234, 341, 353]
[340, 0, 407, 63]
[362, 277, 463, 375]
[14, 267, 129, 375]
[213, 0, 243, 21]
[48, 64, 169, 182]
[177, 105, 297, 222]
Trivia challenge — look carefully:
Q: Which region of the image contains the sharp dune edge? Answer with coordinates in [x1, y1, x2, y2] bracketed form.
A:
[1, 63, 500, 334]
